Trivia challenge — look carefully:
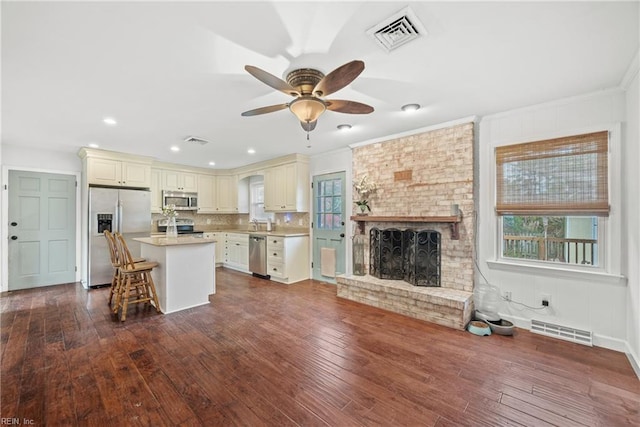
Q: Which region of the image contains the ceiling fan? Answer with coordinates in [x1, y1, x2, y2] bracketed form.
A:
[241, 60, 374, 137]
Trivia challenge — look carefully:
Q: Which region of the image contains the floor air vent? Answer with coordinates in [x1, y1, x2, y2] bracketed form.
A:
[366, 6, 427, 52]
[531, 319, 593, 346]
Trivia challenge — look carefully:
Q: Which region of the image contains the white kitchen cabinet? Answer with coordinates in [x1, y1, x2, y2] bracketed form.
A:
[216, 175, 239, 213]
[150, 168, 162, 213]
[264, 161, 309, 212]
[197, 174, 216, 213]
[203, 232, 225, 266]
[87, 157, 151, 188]
[266, 235, 309, 284]
[224, 233, 249, 272]
[162, 169, 198, 192]
[197, 174, 242, 214]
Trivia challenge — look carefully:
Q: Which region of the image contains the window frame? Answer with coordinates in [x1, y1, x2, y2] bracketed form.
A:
[498, 214, 607, 272]
[249, 179, 274, 223]
[492, 123, 622, 279]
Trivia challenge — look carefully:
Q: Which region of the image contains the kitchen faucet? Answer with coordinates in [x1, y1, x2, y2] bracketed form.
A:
[252, 218, 259, 231]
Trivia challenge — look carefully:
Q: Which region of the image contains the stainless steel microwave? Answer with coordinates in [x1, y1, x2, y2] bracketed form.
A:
[162, 190, 198, 211]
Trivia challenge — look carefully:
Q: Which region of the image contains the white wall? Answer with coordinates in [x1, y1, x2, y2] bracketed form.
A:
[2, 144, 81, 172]
[623, 54, 640, 372]
[478, 88, 632, 354]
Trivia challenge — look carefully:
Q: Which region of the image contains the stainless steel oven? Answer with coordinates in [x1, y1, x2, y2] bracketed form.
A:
[162, 190, 198, 211]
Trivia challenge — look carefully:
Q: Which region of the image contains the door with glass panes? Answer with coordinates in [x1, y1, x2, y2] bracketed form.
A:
[312, 172, 346, 283]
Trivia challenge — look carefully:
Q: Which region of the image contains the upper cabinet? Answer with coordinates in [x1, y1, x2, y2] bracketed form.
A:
[161, 170, 198, 192]
[216, 175, 239, 213]
[196, 174, 216, 213]
[79, 148, 307, 215]
[197, 174, 244, 214]
[87, 158, 151, 188]
[79, 148, 152, 189]
[264, 160, 309, 212]
[150, 168, 162, 213]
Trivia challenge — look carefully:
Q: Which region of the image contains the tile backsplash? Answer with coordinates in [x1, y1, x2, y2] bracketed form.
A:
[151, 212, 310, 232]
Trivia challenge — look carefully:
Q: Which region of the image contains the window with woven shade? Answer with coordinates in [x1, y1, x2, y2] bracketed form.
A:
[496, 131, 609, 216]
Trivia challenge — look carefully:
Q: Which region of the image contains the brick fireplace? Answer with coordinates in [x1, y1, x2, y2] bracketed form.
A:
[336, 121, 476, 330]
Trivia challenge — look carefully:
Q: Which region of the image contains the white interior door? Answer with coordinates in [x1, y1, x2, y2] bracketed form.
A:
[8, 170, 76, 290]
[312, 172, 346, 283]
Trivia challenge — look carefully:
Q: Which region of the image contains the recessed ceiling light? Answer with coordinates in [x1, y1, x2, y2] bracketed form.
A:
[401, 103, 421, 112]
[337, 124, 352, 130]
[170, 146, 180, 152]
[88, 143, 99, 148]
[103, 117, 117, 125]
[208, 161, 215, 166]
[247, 148, 256, 154]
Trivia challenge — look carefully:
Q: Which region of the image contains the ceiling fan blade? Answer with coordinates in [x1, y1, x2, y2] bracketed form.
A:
[300, 120, 317, 132]
[313, 60, 365, 97]
[326, 100, 374, 114]
[245, 65, 299, 96]
[241, 103, 289, 117]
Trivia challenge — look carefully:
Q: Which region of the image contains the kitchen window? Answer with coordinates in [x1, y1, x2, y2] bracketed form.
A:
[249, 178, 273, 222]
[496, 131, 608, 268]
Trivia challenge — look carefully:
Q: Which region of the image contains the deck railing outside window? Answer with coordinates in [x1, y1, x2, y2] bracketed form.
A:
[503, 235, 597, 265]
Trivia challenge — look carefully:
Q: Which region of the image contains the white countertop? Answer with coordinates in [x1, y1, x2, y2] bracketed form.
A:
[150, 229, 309, 238]
[134, 236, 217, 246]
[218, 230, 309, 237]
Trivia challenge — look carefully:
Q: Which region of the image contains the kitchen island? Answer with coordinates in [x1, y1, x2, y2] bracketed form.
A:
[133, 236, 216, 314]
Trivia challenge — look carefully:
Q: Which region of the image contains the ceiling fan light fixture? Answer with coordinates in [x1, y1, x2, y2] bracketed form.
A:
[289, 96, 326, 124]
[401, 103, 421, 112]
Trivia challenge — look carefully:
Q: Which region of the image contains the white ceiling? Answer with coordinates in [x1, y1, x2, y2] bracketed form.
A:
[2, 1, 638, 170]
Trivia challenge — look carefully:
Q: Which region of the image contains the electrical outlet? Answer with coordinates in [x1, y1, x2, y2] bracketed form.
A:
[541, 293, 551, 307]
[503, 291, 512, 301]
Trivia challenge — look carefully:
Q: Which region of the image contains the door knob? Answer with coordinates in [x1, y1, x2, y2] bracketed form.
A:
[10, 222, 17, 226]
[340, 233, 345, 238]
[10, 236, 18, 240]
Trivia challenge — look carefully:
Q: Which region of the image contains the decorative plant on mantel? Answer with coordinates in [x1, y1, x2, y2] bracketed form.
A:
[353, 174, 378, 214]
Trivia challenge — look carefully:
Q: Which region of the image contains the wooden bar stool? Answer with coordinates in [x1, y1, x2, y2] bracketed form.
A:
[104, 230, 145, 313]
[113, 233, 161, 321]
[103, 230, 121, 310]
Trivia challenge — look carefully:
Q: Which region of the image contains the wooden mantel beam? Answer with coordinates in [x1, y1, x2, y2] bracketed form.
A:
[350, 215, 462, 240]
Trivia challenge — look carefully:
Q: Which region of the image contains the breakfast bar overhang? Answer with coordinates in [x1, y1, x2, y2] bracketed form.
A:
[134, 236, 216, 314]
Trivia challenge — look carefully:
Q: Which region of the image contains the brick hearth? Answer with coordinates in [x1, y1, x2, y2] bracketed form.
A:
[336, 274, 474, 330]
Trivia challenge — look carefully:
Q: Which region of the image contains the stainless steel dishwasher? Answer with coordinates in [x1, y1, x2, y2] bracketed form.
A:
[249, 235, 268, 277]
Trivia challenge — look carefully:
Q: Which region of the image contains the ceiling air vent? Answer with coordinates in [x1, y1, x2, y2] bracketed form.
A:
[367, 6, 427, 53]
[183, 136, 210, 146]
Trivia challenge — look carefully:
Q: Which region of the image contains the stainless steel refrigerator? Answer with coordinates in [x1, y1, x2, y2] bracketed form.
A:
[88, 187, 151, 288]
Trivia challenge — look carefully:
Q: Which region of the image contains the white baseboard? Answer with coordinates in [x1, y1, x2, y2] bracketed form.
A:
[625, 343, 640, 380]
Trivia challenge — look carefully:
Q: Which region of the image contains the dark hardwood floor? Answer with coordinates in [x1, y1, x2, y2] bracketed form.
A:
[1, 267, 639, 426]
